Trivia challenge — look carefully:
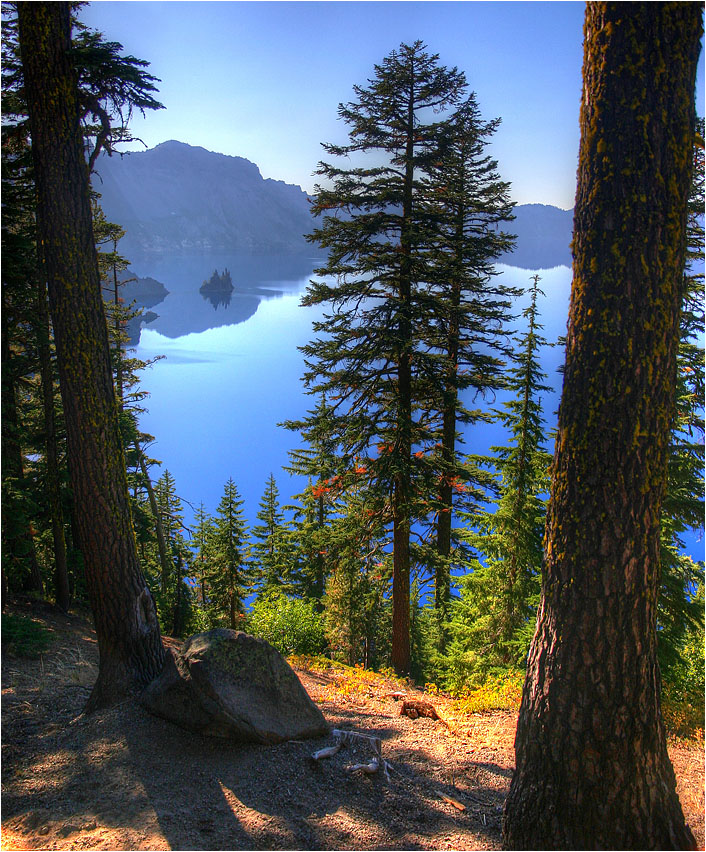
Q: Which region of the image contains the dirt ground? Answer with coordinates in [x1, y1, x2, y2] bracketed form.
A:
[2, 602, 704, 851]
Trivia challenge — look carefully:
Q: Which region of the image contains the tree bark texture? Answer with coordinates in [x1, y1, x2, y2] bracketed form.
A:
[18, 2, 165, 712]
[504, 4, 701, 850]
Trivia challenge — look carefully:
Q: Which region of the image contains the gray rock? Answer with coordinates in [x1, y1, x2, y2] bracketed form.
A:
[140, 629, 328, 744]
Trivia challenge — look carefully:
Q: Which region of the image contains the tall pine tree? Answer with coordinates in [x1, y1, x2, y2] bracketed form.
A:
[422, 92, 517, 623]
[301, 41, 467, 673]
[251, 474, 293, 593]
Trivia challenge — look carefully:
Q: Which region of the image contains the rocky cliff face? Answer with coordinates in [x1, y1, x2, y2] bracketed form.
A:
[92, 141, 314, 254]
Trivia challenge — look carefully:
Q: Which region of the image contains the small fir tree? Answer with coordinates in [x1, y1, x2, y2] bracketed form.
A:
[251, 474, 295, 593]
[207, 478, 250, 629]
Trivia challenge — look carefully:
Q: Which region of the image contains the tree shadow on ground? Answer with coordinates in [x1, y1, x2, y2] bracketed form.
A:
[120, 703, 507, 850]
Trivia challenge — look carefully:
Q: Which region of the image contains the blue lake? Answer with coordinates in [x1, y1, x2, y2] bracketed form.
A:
[129, 253, 702, 562]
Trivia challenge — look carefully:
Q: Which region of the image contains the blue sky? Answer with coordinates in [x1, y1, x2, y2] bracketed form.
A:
[80, 2, 704, 210]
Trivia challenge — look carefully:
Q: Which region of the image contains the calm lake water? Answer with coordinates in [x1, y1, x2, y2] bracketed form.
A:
[129, 253, 703, 564]
[129, 254, 572, 533]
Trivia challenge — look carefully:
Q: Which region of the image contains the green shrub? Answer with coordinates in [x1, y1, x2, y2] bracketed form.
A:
[662, 632, 705, 739]
[2, 614, 51, 658]
[453, 669, 524, 715]
[247, 591, 327, 656]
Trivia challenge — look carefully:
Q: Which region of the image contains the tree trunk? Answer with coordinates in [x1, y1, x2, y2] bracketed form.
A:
[435, 252, 462, 625]
[136, 444, 170, 593]
[391, 88, 416, 676]
[18, 1, 165, 712]
[503, 4, 700, 849]
[35, 270, 71, 612]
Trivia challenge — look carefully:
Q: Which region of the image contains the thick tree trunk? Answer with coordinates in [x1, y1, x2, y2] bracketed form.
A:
[503, 4, 700, 849]
[391, 478, 411, 674]
[18, 1, 165, 712]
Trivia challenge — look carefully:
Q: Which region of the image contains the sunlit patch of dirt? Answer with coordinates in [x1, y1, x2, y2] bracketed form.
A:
[2, 602, 703, 851]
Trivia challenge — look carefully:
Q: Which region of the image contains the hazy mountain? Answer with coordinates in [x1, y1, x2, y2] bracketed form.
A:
[92, 141, 313, 255]
[93, 140, 573, 267]
[500, 204, 574, 269]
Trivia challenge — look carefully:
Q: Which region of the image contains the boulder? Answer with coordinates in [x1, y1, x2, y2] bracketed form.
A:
[140, 629, 329, 744]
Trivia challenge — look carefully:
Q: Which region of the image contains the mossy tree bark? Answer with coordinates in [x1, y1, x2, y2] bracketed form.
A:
[503, 4, 701, 849]
[17, 1, 165, 712]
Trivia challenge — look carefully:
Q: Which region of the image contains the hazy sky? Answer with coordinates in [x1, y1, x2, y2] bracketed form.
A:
[79, 2, 704, 210]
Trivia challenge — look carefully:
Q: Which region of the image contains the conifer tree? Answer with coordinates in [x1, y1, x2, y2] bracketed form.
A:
[302, 41, 467, 673]
[422, 92, 517, 623]
[1, 126, 47, 598]
[208, 479, 250, 629]
[283, 396, 340, 601]
[252, 474, 293, 592]
[3, 2, 163, 623]
[323, 484, 390, 667]
[448, 275, 552, 688]
[192, 503, 216, 608]
[153, 469, 191, 634]
[17, 1, 165, 709]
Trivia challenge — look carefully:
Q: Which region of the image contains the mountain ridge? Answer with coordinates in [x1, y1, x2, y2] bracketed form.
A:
[92, 140, 573, 266]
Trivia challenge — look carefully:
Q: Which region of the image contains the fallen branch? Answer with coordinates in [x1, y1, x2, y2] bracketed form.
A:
[311, 742, 342, 761]
[312, 729, 390, 781]
[332, 728, 382, 756]
[347, 757, 380, 775]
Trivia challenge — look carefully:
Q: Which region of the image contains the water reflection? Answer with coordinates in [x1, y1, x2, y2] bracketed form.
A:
[202, 290, 233, 310]
[125, 253, 320, 342]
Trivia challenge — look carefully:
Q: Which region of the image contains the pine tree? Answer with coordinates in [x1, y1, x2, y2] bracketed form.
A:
[448, 275, 552, 688]
[2, 2, 163, 621]
[283, 395, 341, 602]
[252, 474, 293, 592]
[192, 503, 216, 609]
[323, 483, 391, 668]
[1, 122, 47, 598]
[301, 41, 467, 673]
[207, 479, 250, 629]
[17, 1, 165, 710]
[422, 93, 517, 622]
[153, 470, 191, 634]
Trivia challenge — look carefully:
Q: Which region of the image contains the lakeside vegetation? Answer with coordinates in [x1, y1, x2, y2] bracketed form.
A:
[2, 3, 703, 848]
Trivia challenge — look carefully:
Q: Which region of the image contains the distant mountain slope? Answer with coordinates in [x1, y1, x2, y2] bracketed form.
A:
[92, 141, 313, 254]
[500, 203, 574, 269]
[92, 141, 574, 266]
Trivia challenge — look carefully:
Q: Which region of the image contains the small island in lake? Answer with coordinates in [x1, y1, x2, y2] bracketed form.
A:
[200, 268, 234, 294]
